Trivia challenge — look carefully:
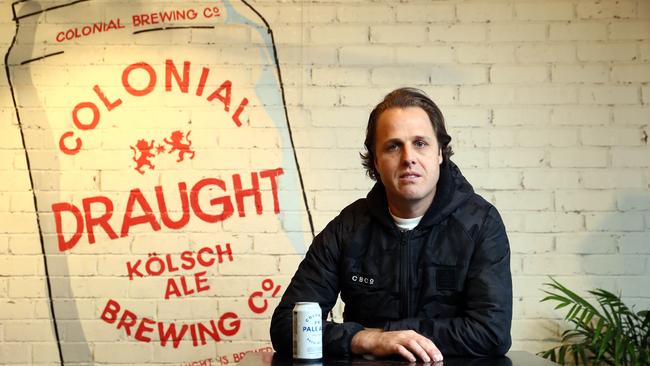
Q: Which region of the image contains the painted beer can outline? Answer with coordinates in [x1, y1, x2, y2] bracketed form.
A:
[5, 0, 314, 364]
[292, 302, 322, 361]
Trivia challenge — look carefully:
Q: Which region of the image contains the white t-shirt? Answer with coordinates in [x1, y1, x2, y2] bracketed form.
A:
[389, 210, 423, 231]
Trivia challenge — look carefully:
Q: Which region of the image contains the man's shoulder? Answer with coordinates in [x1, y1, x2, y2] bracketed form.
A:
[449, 192, 502, 237]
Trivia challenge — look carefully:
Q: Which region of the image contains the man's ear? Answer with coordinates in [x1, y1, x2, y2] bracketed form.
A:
[438, 148, 443, 165]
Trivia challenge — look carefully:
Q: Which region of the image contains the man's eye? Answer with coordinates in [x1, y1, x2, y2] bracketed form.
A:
[386, 144, 398, 151]
[414, 140, 427, 148]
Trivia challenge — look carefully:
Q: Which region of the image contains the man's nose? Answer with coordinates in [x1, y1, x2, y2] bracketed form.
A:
[401, 145, 415, 165]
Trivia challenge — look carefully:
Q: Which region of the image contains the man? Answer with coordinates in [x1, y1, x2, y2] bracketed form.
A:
[270, 88, 512, 362]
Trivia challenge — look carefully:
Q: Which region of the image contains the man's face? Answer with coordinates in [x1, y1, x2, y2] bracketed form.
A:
[373, 107, 443, 218]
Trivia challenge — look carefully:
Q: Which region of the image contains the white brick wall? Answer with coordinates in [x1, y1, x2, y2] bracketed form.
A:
[1, 0, 649, 364]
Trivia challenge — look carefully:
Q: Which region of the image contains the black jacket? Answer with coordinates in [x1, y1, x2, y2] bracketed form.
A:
[270, 161, 512, 357]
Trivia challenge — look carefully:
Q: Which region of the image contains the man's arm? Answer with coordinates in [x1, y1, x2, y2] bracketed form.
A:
[270, 216, 365, 357]
[383, 207, 512, 357]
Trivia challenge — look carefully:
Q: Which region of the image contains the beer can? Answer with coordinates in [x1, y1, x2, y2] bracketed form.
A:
[293, 302, 322, 361]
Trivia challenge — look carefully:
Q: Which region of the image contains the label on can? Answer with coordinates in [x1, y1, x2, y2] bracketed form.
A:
[293, 302, 322, 360]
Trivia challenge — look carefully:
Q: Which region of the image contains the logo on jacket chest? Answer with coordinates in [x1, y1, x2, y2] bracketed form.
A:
[350, 273, 375, 287]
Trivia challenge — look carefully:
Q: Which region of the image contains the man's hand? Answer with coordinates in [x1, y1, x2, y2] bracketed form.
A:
[350, 328, 443, 363]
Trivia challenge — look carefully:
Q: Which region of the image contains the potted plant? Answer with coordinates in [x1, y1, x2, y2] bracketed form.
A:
[538, 277, 649, 365]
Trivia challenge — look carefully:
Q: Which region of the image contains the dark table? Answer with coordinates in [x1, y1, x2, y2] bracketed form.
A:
[239, 352, 559, 366]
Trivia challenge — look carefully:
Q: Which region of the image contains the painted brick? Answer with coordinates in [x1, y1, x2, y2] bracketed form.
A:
[617, 276, 650, 297]
[585, 213, 645, 231]
[444, 107, 491, 127]
[609, 21, 650, 40]
[516, 44, 576, 63]
[371, 67, 429, 85]
[457, 2, 513, 22]
[336, 127, 365, 148]
[310, 25, 368, 45]
[462, 169, 521, 190]
[419, 86, 458, 105]
[489, 23, 546, 42]
[552, 64, 608, 83]
[339, 46, 394, 65]
[509, 233, 554, 254]
[584, 255, 645, 275]
[394, 45, 455, 64]
[619, 233, 650, 254]
[490, 65, 548, 83]
[451, 150, 489, 168]
[494, 191, 553, 211]
[517, 128, 578, 147]
[493, 108, 550, 126]
[515, 86, 578, 105]
[641, 42, 650, 62]
[278, 46, 338, 65]
[455, 127, 516, 147]
[371, 25, 428, 44]
[0, 255, 43, 276]
[337, 5, 394, 23]
[460, 85, 515, 105]
[311, 67, 369, 86]
[614, 106, 650, 125]
[310, 106, 368, 127]
[457, 44, 516, 63]
[95, 343, 153, 363]
[396, 4, 455, 22]
[582, 169, 645, 189]
[550, 22, 607, 41]
[551, 106, 610, 125]
[556, 190, 618, 211]
[549, 148, 607, 168]
[522, 169, 582, 189]
[617, 190, 650, 211]
[515, 2, 573, 21]
[523, 212, 584, 232]
[431, 65, 488, 85]
[489, 148, 545, 168]
[314, 190, 364, 212]
[339, 87, 387, 107]
[555, 233, 617, 254]
[429, 24, 487, 42]
[577, 1, 636, 19]
[612, 148, 650, 167]
[523, 255, 583, 275]
[581, 127, 643, 146]
[579, 86, 639, 105]
[644, 86, 650, 104]
[0, 343, 31, 363]
[577, 43, 638, 61]
[4, 320, 55, 341]
[611, 64, 650, 83]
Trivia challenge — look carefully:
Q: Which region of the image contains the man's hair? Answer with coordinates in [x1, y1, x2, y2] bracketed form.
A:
[360, 87, 454, 181]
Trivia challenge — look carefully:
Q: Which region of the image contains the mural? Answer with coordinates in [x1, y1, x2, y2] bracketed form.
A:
[5, 0, 313, 364]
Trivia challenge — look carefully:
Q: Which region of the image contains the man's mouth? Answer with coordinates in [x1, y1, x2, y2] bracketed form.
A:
[399, 172, 420, 179]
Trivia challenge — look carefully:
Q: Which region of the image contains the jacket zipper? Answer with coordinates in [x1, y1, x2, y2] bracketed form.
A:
[400, 230, 411, 318]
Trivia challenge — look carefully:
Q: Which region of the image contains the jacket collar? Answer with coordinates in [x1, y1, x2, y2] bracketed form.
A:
[366, 160, 474, 230]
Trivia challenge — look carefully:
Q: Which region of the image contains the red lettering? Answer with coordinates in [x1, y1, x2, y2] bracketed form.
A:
[260, 168, 283, 214]
[59, 131, 82, 155]
[122, 62, 156, 97]
[158, 322, 189, 348]
[233, 172, 262, 217]
[218, 312, 240, 337]
[165, 59, 190, 93]
[164, 277, 182, 300]
[216, 243, 233, 263]
[127, 260, 143, 280]
[72, 101, 100, 130]
[82, 195, 118, 244]
[117, 309, 138, 336]
[134, 317, 155, 342]
[207, 80, 232, 112]
[197, 247, 215, 267]
[231, 98, 248, 127]
[195, 271, 210, 293]
[156, 182, 190, 230]
[180, 250, 196, 270]
[93, 84, 122, 111]
[198, 320, 221, 344]
[120, 188, 162, 237]
[190, 178, 234, 223]
[195, 67, 210, 97]
[52, 202, 83, 252]
[100, 299, 120, 323]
